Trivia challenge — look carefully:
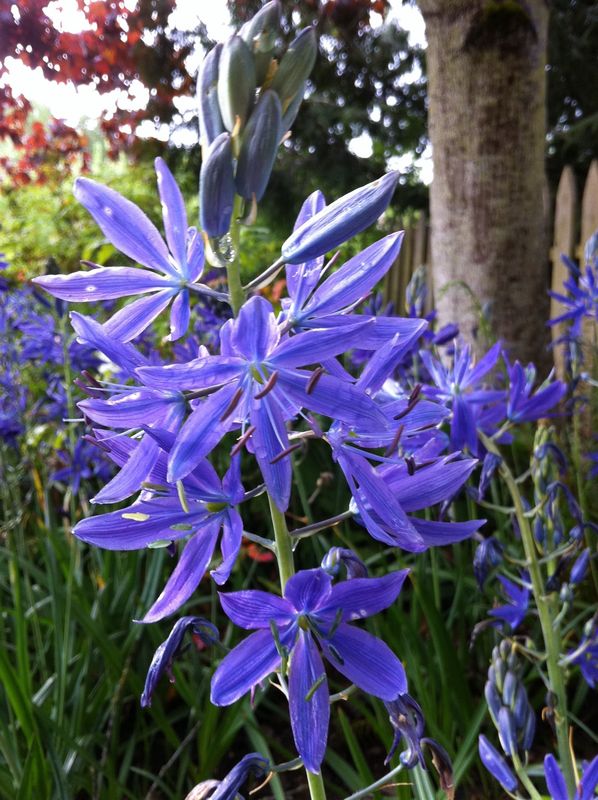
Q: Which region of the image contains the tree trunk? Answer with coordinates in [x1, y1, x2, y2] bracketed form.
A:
[418, 0, 550, 367]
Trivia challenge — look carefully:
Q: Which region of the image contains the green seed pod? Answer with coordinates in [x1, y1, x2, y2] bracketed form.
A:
[217, 35, 256, 133]
[271, 27, 317, 112]
[197, 43, 223, 148]
[239, 0, 281, 85]
[236, 90, 282, 202]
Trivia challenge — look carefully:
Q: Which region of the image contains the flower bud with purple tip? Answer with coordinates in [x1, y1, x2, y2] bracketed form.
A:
[198, 43, 224, 148]
[478, 735, 517, 792]
[200, 133, 235, 237]
[282, 172, 400, 264]
[141, 616, 219, 708]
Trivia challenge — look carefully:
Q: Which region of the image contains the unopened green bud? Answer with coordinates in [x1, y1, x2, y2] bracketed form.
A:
[217, 35, 256, 133]
[236, 90, 282, 201]
[197, 43, 224, 148]
[240, 0, 281, 85]
[271, 26, 317, 112]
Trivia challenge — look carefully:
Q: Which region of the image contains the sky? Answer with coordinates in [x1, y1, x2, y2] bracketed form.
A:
[2, 0, 431, 181]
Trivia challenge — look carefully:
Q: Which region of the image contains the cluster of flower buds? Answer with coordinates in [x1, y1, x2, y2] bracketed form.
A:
[198, 1, 317, 239]
[531, 426, 566, 547]
[485, 641, 535, 760]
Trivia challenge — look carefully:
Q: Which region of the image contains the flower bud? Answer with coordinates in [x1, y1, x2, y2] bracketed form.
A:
[200, 133, 235, 237]
[497, 707, 517, 757]
[280, 80, 306, 133]
[282, 172, 400, 263]
[198, 43, 224, 148]
[235, 90, 282, 201]
[321, 547, 368, 579]
[571, 548, 590, 584]
[217, 35, 256, 133]
[478, 735, 517, 792]
[520, 705, 536, 752]
[239, 0, 281, 85]
[271, 27, 317, 111]
[484, 681, 501, 723]
[502, 670, 517, 707]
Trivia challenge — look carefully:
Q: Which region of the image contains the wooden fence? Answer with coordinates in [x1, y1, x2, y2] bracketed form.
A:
[382, 160, 598, 369]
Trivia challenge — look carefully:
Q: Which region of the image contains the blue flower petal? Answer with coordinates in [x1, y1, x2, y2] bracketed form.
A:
[289, 630, 329, 774]
[320, 623, 407, 699]
[142, 521, 221, 622]
[320, 570, 409, 622]
[211, 627, 293, 706]
[74, 177, 177, 277]
[219, 589, 294, 629]
[103, 289, 177, 342]
[155, 157, 188, 273]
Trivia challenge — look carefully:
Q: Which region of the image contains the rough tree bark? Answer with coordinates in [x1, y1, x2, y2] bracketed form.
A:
[418, 0, 550, 366]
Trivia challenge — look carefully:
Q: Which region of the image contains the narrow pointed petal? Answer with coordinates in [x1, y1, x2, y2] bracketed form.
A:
[305, 232, 404, 316]
[168, 289, 190, 341]
[219, 589, 294, 629]
[168, 384, 238, 482]
[155, 157, 188, 272]
[320, 571, 409, 622]
[211, 628, 291, 706]
[142, 522, 221, 622]
[270, 319, 373, 368]
[580, 756, 598, 800]
[285, 569, 333, 613]
[186, 229, 205, 283]
[278, 370, 388, 430]
[410, 518, 484, 546]
[92, 434, 158, 504]
[250, 394, 292, 512]
[74, 177, 176, 276]
[104, 289, 176, 342]
[384, 457, 477, 512]
[74, 499, 206, 550]
[233, 296, 279, 361]
[70, 311, 148, 375]
[452, 395, 478, 452]
[33, 266, 174, 301]
[289, 630, 329, 774]
[79, 389, 179, 429]
[320, 624, 407, 699]
[543, 755, 568, 800]
[464, 341, 502, 389]
[138, 356, 244, 391]
[211, 510, 243, 585]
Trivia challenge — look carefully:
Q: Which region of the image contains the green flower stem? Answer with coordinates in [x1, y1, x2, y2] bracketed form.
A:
[480, 433, 576, 795]
[226, 194, 246, 315]
[511, 752, 544, 800]
[268, 493, 295, 590]
[306, 770, 327, 800]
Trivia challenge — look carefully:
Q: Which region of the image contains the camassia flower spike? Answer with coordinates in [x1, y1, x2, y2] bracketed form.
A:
[34, 158, 217, 342]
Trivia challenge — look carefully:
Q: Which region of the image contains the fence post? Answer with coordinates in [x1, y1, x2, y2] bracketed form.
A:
[550, 166, 578, 377]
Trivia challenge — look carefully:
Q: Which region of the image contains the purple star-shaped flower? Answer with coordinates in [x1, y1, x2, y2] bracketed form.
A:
[33, 158, 214, 342]
[211, 568, 409, 773]
[138, 295, 388, 509]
